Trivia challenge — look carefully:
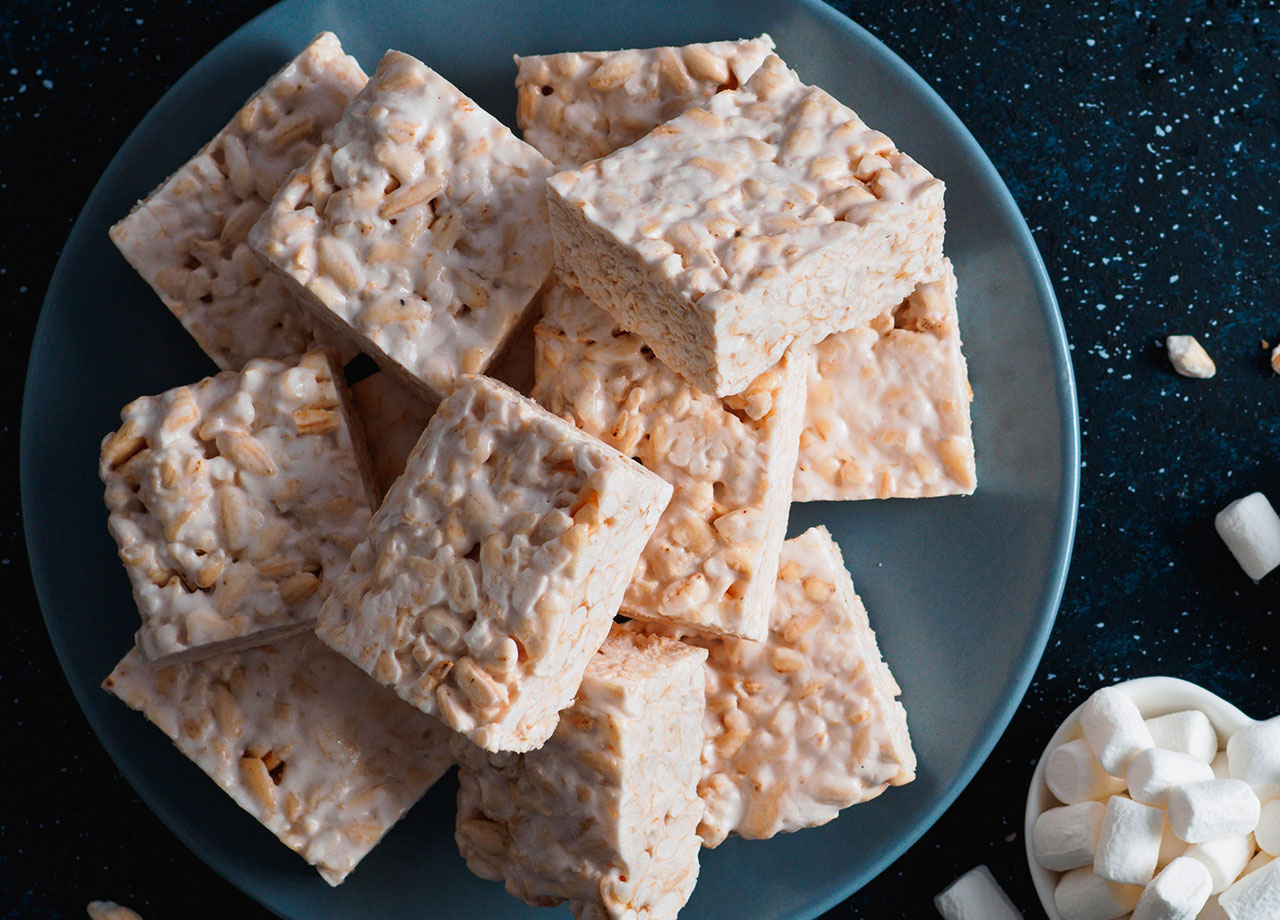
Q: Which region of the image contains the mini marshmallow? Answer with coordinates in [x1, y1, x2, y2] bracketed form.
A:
[1048, 738, 1130, 804]
[1169, 780, 1261, 844]
[1082, 687, 1157, 777]
[1132, 857, 1214, 920]
[1055, 865, 1143, 920]
[1213, 751, 1232, 779]
[1214, 493, 1280, 582]
[1244, 851, 1274, 876]
[933, 864, 1023, 920]
[1146, 710, 1220, 763]
[1096, 795, 1166, 886]
[1226, 720, 1280, 802]
[1129, 748, 1217, 807]
[1255, 800, 1280, 857]
[1185, 835, 1257, 895]
[1034, 801, 1107, 871]
[1218, 856, 1280, 919]
[1166, 335, 1217, 378]
[1161, 818, 1190, 869]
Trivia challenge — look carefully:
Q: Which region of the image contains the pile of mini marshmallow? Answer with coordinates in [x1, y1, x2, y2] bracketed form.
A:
[1033, 687, 1280, 920]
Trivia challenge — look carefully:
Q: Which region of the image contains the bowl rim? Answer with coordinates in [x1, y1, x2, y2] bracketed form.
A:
[1024, 676, 1258, 920]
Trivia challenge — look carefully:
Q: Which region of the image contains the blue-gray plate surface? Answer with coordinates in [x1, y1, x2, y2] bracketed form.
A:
[21, 1, 1078, 917]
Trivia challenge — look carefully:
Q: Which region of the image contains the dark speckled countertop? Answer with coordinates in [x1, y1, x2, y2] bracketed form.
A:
[2, 2, 1277, 918]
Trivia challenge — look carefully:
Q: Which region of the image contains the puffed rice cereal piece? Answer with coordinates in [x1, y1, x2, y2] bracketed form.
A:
[629, 526, 915, 846]
[99, 348, 375, 663]
[454, 626, 706, 920]
[317, 374, 672, 752]
[250, 50, 555, 402]
[103, 633, 453, 885]
[533, 281, 806, 641]
[514, 35, 775, 170]
[794, 259, 976, 500]
[110, 32, 364, 370]
[547, 53, 945, 397]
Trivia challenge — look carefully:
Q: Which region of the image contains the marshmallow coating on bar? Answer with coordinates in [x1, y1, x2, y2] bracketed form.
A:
[317, 375, 672, 752]
[794, 259, 976, 501]
[110, 32, 365, 371]
[103, 633, 454, 885]
[453, 627, 706, 920]
[514, 35, 776, 170]
[547, 53, 945, 397]
[99, 349, 375, 663]
[532, 281, 806, 640]
[250, 50, 555, 402]
[628, 526, 915, 846]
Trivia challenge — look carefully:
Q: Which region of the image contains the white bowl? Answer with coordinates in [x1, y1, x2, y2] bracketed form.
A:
[1025, 677, 1259, 920]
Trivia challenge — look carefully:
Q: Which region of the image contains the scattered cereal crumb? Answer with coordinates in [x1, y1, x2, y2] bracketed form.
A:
[1166, 335, 1216, 378]
[87, 902, 144, 920]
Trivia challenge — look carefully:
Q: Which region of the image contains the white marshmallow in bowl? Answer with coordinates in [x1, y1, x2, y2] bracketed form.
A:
[1095, 795, 1165, 885]
[1128, 748, 1216, 807]
[1034, 802, 1107, 872]
[1146, 710, 1219, 763]
[1254, 800, 1280, 857]
[1082, 687, 1156, 777]
[1054, 865, 1142, 920]
[1131, 856, 1212, 920]
[1217, 857, 1280, 919]
[1226, 720, 1280, 803]
[1184, 834, 1256, 895]
[1169, 780, 1261, 844]
[1047, 739, 1128, 804]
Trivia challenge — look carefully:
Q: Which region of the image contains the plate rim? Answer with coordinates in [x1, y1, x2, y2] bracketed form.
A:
[20, 0, 1080, 916]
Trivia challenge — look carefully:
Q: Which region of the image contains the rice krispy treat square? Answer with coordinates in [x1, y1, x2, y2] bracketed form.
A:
[250, 50, 555, 403]
[630, 526, 915, 847]
[99, 348, 376, 663]
[795, 259, 976, 501]
[514, 35, 775, 170]
[316, 374, 672, 753]
[349, 371, 438, 501]
[110, 32, 366, 371]
[454, 626, 706, 920]
[533, 282, 805, 641]
[547, 53, 945, 398]
[103, 632, 453, 885]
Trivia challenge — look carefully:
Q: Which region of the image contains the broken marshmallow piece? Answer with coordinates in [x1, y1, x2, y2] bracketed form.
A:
[1132, 856, 1213, 920]
[1128, 748, 1217, 807]
[1214, 493, 1280, 582]
[1184, 835, 1257, 895]
[1218, 855, 1280, 919]
[1169, 780, 1261, 844]
[1096, 795, 1166, 885]
[1226, 720, 1280, 802]
[1047, 738, 1129, 804]
[1034, 801, 1107, 872]
[1166, 335, 1217, 378]
[1055, 865, 1143, 920]
[933, 864, 1023, 920]
[1082, 687, 1157, 777]
[1146, 710, 1220, 763]
[1160, 817, 1190, 868]
[1255, 800, 1280, 857]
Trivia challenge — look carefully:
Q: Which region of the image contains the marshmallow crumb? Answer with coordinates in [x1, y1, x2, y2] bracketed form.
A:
[1166, 335, 1216, 378]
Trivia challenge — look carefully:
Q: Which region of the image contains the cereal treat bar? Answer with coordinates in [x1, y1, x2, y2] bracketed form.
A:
[633, 526, 915, 846]
[350, 371, 437, 501]
[110, 32, 365, 371]
[316, 374, 672, 752]
[99, 348, 375, 663]
[454, 626, 706, 920]
[103, 633, 453, 885]
[514, 35, 775, 170]
[548, 54, 945, 398]
[250, 50, 555, 402]
[533, 282, 805, 641]
[795, 259, 976, 501]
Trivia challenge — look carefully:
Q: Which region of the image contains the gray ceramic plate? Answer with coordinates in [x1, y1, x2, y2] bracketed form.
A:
[21, 1, 1078, 917]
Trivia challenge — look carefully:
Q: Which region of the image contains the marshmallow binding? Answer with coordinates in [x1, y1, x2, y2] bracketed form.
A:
[1127, 747, 1216, 806]
[933, 865, 1023, 920]
[1081, 687, 1155, 777]
[1034, 801, 1106, 872]
[1047, 738, 1128, 804]
[1168, 780, 1260, 844]
[1226, 720, 1280, 802]
[1185, 834, 1257, 895]
[1145, 709, 1219, 763]
[1131, 856, 1212, 920]
[1214, 492, 1280, 581]
[1054, 865, 1142, 920]
[1095, 795, 1164, 885]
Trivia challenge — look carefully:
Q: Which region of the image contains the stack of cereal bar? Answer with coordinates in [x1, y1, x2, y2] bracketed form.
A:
[97, 29, 975, 915]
